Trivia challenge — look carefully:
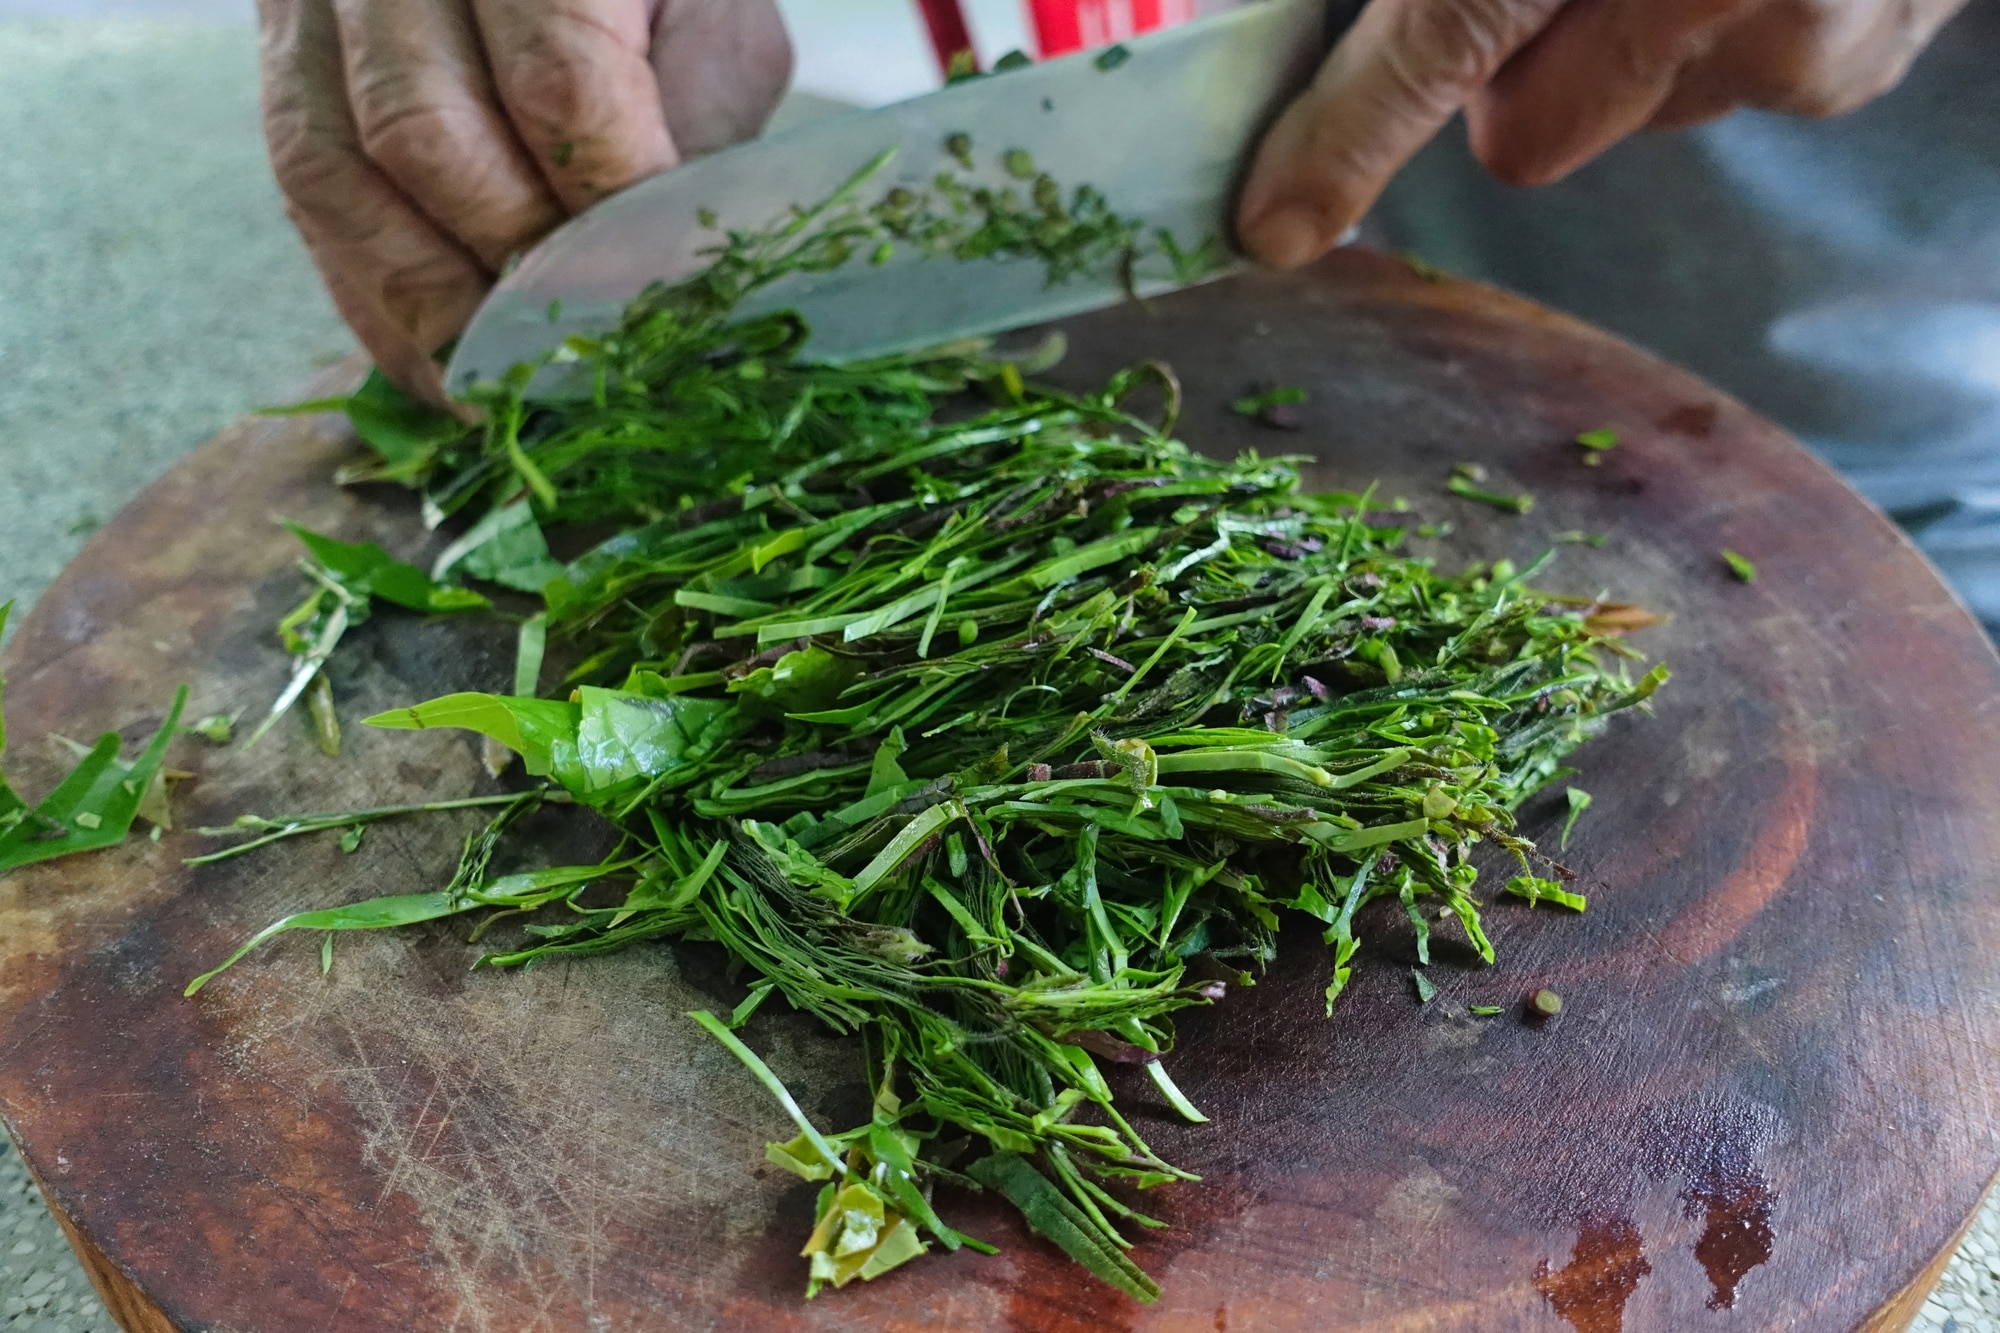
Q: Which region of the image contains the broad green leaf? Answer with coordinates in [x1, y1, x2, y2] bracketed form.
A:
[282, 522, 489, 613]
[364, 692, 578, 777]
[431, 500, 564, 593]
[560, 687, 734, 795]
[0, 685, 189, 875]
[341, 368, 465, 467]
[729, 646, 857, 715]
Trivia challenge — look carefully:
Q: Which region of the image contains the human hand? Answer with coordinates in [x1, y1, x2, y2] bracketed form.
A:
[258, 0, 792, 401]
[1238, 0, 1970, 269]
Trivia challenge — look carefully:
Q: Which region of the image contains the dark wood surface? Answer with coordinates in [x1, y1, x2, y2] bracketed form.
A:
[2, 249, 1997, 1332]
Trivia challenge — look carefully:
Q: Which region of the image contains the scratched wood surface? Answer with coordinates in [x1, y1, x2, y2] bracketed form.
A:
[1, 249, 1997, 1333]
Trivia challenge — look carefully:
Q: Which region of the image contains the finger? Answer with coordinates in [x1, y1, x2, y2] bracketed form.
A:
[1239, 0, 1569, 269]
[1687, 0, 1964, 120]
[258, 0, 487, 402]
[650, 0, 794, 158]
[472, 0, 678, 213]
[331, 0, 564, 270]
[1464, 0, 1750, 186]
[1645, 58, 1743, 130]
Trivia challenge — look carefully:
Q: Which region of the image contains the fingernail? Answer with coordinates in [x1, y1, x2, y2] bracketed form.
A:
[1244, 203, 1326, 269]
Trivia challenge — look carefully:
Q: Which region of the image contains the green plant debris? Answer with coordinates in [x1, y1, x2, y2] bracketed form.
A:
[1412, 970, 1437, 1004]
[1722, 549, 1757, 583]
[1469, 1004, 1504, 1016]
[1, 602, 190, 875]
[1231, 385, 1306, 430]
[188, 156, 1668, 1303]
[1094, 44, 1132, 71]
[1561, 786, 1592, 849]
[1575, 428, 1619, 451]
[184, 713, 236, 746]
[1447, 474, 1535, 514]
[1399, 251, 1446, 283]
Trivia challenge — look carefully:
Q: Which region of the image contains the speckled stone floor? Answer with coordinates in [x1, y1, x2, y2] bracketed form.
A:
[0, 7, 1993, 1332]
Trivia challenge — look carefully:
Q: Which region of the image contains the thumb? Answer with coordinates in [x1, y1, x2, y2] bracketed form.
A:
[1238, 0, 1563, 267]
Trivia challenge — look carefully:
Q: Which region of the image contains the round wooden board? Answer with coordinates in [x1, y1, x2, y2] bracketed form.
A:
[3, 249, 1997, 1333]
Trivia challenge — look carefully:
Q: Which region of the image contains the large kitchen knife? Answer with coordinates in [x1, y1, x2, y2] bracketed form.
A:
[445, 0, 1357, 398]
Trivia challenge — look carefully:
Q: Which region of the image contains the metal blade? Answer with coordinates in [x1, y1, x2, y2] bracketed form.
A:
[446, 0, 1347, 397]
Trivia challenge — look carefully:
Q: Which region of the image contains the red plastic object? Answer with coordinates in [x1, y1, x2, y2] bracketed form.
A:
[914, 0, 979, 75]
[1026, 0, 1197, 57]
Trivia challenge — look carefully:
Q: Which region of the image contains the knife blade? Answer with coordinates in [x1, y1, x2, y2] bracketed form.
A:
[445, 0, 1354, 398]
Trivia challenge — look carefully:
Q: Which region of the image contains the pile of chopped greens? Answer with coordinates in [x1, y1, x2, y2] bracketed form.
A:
[189, 146, 1666, 1303]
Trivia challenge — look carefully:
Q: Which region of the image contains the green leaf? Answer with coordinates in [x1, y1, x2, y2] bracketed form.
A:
[1575, 428, 1619, 451]
[1506, 874, 1588, 912]
[1446, 475, 1534, 514]
[729, 646, 858, 715]
[1561, 786, 1592, 849]
[1722, 549, 1758, 583]
[281, 522, 489, 613]
[432, 501, 564, 593]
[966, 1152, 1159, 1303]
[561, 687, 735, 795]
[0, 686, 189, 875]
[1022, 527, 1159, 589]
[340, 368, 467, 467]
[185, 889, 471, 995]
[364, 692, 578, 777]
[1412, 969, 1436, 1004]
[690, 1010, 845, 1174]
[1230, 386, 1306, 416]
[514, 614, 548, 699]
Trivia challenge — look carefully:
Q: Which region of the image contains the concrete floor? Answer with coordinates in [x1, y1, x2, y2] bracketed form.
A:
[0, 5, 1992, 1332]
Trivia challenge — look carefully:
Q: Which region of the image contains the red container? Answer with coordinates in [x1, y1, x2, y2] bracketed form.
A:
[1026, 0, 1197, 57]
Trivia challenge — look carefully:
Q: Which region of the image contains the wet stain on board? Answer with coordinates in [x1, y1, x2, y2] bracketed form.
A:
[1685, 1159, 1777, 1309]
[1534, 1215, 1651, 1333]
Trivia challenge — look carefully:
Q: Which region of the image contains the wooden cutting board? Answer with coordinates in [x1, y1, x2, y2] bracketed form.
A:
[2, 249, 1996, 1333]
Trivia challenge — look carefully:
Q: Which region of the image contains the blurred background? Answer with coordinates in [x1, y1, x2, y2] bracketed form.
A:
[0, 2, 1994, 1330]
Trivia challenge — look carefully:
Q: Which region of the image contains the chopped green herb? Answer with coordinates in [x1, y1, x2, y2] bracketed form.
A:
[0, 600, 190, 876]
[1576, 428, 1619, 451]
[1399, 251, 1446, 282]
[184, 713, 236, 746]
[944, 49, 980, 82]
[1230, 385, 1307, 417]
[1412, 970, 1437, 1004]
[1561, 787, 1592, 849]
[1094, 44, 1131, 70]
[305, 672, 340, 758]
[944, 132, 974, 169]
[1530, 988, 1564, 1017]
[339, 824, 365, 854]
[1469, 1004, 1504, 1016]
[1722, 549, 1757, 583]
[552, 141, 575, 168]
[994, 50, 1033, 72]
[1447, 475, 1535, 514]
[1507, 875, 1588, 912]
[1002, 148, 1036, 180]
[204, 156, 1669, 1303]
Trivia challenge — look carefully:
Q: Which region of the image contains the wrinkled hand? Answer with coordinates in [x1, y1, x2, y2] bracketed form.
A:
[259, 0, 791, 400]
[1239, 0, 1969, 268]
